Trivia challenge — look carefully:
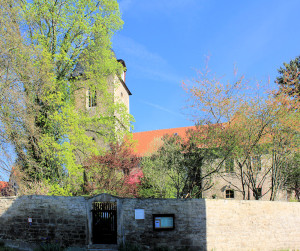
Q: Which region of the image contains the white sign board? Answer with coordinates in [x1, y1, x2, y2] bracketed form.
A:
[135, 209, 145, 220]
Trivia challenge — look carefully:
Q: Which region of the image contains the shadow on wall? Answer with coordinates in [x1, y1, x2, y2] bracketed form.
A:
[0, 194, 208, 251]
[0, 195, 88, 249]
[117, 197, 207, 251]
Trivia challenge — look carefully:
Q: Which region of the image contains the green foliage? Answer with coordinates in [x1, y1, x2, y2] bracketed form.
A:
[138, 139, 177, 198]
[140, 130, 216, 199]
[283, 152, 300, 201]
[276, 55, 300, 100]
[47, 182, 73, 196]
[0, 0, 132, 195]
[138, 176, 168, 198]
[183, 61, 300, 200]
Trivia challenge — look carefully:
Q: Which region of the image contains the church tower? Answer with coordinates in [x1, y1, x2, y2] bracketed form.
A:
[73, 58, 132, 159]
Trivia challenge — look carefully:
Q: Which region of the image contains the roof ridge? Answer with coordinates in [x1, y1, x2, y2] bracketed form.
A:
[133, 125, 196, 134]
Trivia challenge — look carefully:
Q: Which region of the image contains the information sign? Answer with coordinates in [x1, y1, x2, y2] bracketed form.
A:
[153, 214, 175, 231]
[135, 209, 145, 220]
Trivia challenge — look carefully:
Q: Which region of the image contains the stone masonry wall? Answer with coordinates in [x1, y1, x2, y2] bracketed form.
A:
[118, 198, 300, 250]
[205, 199, 300, 250]
[0, 194, 299, 250]
[118, 198, 206, 250]
[0, 196, 88, 247]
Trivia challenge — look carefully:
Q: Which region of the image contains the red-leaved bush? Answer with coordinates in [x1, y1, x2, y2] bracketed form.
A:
[84, 142, 142, 197]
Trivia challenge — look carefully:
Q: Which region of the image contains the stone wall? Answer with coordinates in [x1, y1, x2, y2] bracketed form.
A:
[117, 197, 300, 250]
[205, 199, 300, 250]
[0, 194, 299, 250]
[0, 196, 88, 248]
[118, 197, 206, 250]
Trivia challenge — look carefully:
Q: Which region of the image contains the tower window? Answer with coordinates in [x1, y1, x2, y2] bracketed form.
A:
[88, 90, 97, 107]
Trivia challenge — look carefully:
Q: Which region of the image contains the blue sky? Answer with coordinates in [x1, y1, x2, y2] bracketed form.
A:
[113, 0, 300, 132]
[1, 1, 300, 181]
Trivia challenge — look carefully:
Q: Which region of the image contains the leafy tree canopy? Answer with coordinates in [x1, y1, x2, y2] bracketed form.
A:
[140, 130, 218, 199]
[183, 60, 299, 200]
[84, 142, 141, 197]
[0, 0, 132, 194]
[276, 56, 300, 101]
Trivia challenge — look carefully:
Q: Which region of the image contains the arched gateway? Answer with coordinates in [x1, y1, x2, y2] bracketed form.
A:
[92, 201, 117, 244]
[87, 194, 119, 246]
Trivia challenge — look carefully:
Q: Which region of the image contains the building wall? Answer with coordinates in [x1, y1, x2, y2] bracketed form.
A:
[0, 194, 299, 250]
[202, 155, 288, 201]
[114, 76, 130, 114]
[73, 73, 130, 153]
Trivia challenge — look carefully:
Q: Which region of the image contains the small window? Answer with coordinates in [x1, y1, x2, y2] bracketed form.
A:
[251, 155, 261, 171]
[225, 189, 234, 199]
[88, 90, 97, 107]
[225, 158, 234, 173]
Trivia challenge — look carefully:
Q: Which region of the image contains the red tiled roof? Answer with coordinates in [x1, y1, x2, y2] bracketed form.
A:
[0, 181, 9, 189]
[132, 126, 196, 156]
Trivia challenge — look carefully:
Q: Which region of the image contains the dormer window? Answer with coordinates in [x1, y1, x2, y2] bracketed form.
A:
[225, 189, 234, 199]
[88, 90, 97, 107]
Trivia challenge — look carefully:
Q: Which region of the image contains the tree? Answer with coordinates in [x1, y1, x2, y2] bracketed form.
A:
[276, 56, 300, 100]
[0, 0, 132, 195]
[139, 135, 183, 198]
[183, 60, 299, 200]
[283, 152, 300, 200]
[84, 142, 141, 197]
[139, 129, 218, 199]
[275, 56, 300, 200]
